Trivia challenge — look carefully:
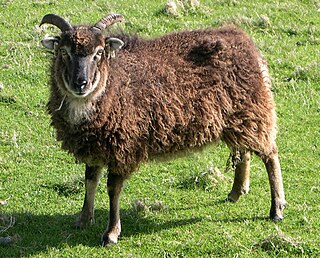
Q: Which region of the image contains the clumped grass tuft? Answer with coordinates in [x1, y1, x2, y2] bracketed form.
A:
[0, 96, 16, 105]
[0, 198, 16, 246]
[163, 1, 179, 16]
[41, 175, 84, 197]
[0, 214, 15, 235]
[162, 0, 201, 17]
[131, 199, 166, 214]
[216, 0, 240, 6]
[225, 14, 272, 29]
[176, 164, 226, 190]
[285, 62, 320, 82]
[253, 230, 318, 256]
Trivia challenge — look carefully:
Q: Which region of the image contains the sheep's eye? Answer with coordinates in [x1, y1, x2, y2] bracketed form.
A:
[60, 49, 68, 57]
[96, 49, 104, 57]
[94, 49, 104, 61]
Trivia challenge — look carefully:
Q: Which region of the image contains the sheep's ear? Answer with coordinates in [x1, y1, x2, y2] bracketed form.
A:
[105, 38, 124, 58]
[41, 35, 60, 50]
[106, 37, 124, 51]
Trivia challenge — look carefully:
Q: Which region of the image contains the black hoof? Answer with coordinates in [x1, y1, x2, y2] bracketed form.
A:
[101, 235, 117, 247]
[270, 212, 283, 222]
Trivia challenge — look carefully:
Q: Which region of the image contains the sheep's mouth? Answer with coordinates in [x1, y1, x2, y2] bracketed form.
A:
[73, 85, 92, 97]
[76, 91, 87, 96]
[61, 69, 101, 98]
[61, 73, 87, 98]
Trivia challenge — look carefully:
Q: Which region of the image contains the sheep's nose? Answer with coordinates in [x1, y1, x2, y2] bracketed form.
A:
[76, 80, 87, 90]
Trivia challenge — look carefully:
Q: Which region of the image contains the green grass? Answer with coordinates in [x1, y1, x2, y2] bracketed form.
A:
[1, 0, 320, 257]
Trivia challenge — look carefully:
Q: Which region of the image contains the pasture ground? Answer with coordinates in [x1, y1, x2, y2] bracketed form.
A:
[0, 0, 319, 257]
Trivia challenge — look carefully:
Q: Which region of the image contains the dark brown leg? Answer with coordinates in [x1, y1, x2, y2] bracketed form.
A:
[75, 164, 103, 228]
[258, 146, 286, 221]
[102, 173, 125, 247]
[228, 150, 251, 202]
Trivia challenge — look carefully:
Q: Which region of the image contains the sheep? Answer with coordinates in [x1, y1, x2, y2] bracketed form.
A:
[39, 13, 286, 246]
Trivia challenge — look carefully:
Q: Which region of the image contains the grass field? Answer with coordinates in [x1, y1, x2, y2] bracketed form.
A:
[0, 0, 320, 257]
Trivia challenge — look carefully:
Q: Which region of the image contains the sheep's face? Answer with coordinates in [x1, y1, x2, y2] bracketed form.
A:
[58, 27, 105, 98]
[42, 27, 124, 99]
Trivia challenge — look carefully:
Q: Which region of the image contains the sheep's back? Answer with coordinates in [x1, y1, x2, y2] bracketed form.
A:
[108, 27, 275, 158]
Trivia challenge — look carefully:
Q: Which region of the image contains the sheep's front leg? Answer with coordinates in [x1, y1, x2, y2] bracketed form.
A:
[75, 165, 102, 228]
[228, 150, 251, 202]
[102, 173, 125, 247]
[260, 147, 286, 221]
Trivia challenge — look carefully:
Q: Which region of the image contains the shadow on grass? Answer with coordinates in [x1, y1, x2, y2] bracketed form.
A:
[0, 207, 203, 257]
[0, 201, 267, 257]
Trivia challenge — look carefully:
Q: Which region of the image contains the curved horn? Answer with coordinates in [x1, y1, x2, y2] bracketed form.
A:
[40, 14, 73, 32]
[93, 13, 124, 31]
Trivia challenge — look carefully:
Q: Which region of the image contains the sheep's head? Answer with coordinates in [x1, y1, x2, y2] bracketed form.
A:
[40, 14, 124, 98]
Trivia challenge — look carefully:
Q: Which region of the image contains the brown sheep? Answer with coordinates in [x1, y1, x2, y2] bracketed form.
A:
[40, 13, 286, 246]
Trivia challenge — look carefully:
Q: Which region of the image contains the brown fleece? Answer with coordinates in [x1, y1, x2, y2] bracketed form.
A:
[47, 26, 277, 178]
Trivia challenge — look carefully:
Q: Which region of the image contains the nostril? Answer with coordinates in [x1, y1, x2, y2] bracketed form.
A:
[80, 81, 87, 90]
[76, 80, 87, 90]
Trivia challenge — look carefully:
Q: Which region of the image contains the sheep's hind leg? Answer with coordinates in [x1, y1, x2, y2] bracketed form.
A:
[75, 165, 103, 228]
[102, 173, 125, 247]
[258, 146, 286, 221]
[227, 150, 251, 202]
